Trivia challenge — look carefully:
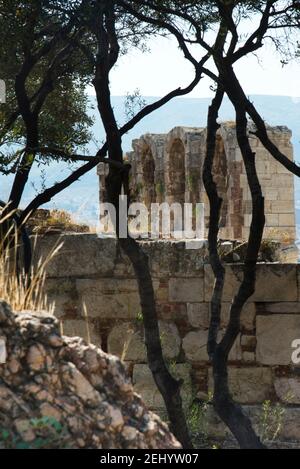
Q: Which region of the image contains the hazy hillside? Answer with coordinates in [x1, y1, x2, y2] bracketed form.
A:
[0, 95, 299, 227]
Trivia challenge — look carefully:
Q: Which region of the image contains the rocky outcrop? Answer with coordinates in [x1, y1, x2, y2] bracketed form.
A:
[0, 301, 180, 449]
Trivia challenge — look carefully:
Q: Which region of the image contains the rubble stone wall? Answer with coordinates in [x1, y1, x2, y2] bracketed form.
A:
[98, 124, 296, 242]
[38, 234, 300, 441]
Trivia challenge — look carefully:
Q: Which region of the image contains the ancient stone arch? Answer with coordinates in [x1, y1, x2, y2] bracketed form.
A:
[213, 133, 229, 228]
[167, 138, 186, 204]
[141, 143, 156, 208]
[101, 124, 296, 243]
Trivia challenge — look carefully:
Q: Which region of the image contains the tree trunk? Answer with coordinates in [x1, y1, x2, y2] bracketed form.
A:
[214, 105, 265, 449]
[119, 236, 192, 448]
[92, 4, 192, 448]
[204, 79, 266, 448]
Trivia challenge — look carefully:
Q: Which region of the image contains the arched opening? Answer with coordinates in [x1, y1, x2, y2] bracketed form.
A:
[213, 135, 229, 227]
[141, 145, 156, 208]
[168, 138, 186, 204]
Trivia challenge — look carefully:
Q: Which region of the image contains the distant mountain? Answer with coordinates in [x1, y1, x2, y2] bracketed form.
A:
[1, 95, 300, 226]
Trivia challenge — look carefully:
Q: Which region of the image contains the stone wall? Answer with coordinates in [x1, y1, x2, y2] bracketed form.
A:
[39, 234, 300, 441]
[99, 123, 296, 243]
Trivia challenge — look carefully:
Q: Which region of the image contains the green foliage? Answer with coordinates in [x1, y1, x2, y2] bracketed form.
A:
[135, 310, 144, 324]
[259, 395, 294, 444]
[0, 416, 69, 449]
[0, 0, 94, 174]
[259, 400, 286, 443]
[186, 392, 214, 446]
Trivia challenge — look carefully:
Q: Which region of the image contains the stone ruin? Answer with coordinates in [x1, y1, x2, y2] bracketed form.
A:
[0, 300, 180, 449]
[98, 123, 296, 242]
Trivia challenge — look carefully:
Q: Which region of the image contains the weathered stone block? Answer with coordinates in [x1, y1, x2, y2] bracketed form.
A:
[208, 367, 273, 404]
[274, 377, 300, 404]
[169, 278, 203, 303]
[36, 234, 117, 278]
[205, 265, 297, 302]
[133, 363, 192, 411]
[182, 330, 241, 363]
[187, 303, 209, 329]
[266, 214, 279, 227]
[281, 408, 300, 441]
[278, 214, 295, 227]
[108, 321, 181, 362]
[76, 279, 141, 319]
[182, 330, 208, 362]
[219, 302, 256, 332]
[271, 201, 294, 214]
[61, 319, 101, 347]
[241, 335, 256, 349]
[256, 315, 300, 365]
[143, 241, 206, 278]
[108, 323, 146, 362]
[242, 352, 256, 363]
[44, 278, 78, 318]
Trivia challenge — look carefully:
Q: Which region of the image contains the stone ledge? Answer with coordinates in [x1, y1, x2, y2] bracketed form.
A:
[256, 315, 300, 365]
[205, 264, 297, 302]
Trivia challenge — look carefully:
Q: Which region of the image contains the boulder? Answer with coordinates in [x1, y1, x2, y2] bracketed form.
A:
[0, 300, 180, 449]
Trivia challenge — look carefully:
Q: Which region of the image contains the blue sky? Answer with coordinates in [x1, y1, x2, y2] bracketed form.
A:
[88, 34, 300, 99]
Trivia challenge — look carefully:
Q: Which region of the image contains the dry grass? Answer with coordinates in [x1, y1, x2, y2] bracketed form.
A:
[0, 206, 63, 313]
[29, 208, 91, 234]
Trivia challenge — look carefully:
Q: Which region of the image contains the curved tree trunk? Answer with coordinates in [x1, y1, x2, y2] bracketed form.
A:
[202, 86, 225, 359]
[119, 236, 192, 448]
[104, 165, 192, 447]
[203, 81, 266, 448]
[93, 2, 192, 448]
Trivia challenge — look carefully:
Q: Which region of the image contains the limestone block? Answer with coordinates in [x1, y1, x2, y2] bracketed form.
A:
[219, 302, 256, 332]
[278, 213, 295, 227]
[271, 201, 294, 214]
[256, 161, 270, 175]
[265, 214, 279, 227]
[44, 278, 78, 318]
[256, 315, 300, 365]
[267, 190, 279, 201]
[187, 303, 209, 329]
[182, 330, 241, 362]
[144, 241, 206, 278]
[242, 352, 256, 363]
[108, 323, 146, 362]
[61, 319, 101, 347]
[76, 278, 141, 319]
[169, 278, 204, 302]
[182, 330, 208, 362]
[281, 408, 300, 441]
[107, 321, 181, 362]
[205, 264, 297, 302]
[274, 377, 300, 404]
[133, 363, 192, 411]
[35, 234, 117, 278]
[208, 367, 273, 404]
[254, 265, 297, 301]
[271, 174, 294, 188]
[278, 188, 294, 200]
[241, 335, 256, 349]
[209, 302, 255, 332]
